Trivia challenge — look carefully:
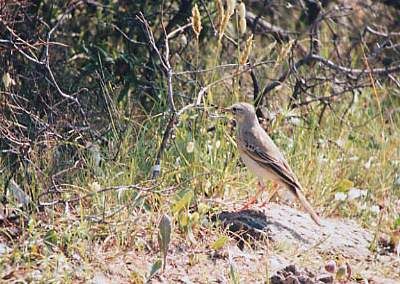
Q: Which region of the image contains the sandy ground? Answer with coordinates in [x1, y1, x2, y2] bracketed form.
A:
[89, 204, 399, 283]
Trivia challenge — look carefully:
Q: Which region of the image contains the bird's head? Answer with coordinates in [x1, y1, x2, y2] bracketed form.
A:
[223, 102, 256, 123]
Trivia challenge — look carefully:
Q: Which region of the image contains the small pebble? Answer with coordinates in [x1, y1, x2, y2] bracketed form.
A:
[324, 260, 336, 273]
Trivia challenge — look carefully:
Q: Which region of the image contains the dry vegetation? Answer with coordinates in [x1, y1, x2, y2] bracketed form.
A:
[0, 0, 399, 282]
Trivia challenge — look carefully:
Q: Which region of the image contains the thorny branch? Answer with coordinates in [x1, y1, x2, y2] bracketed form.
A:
[246, 10, 295, 43]
[260, 48, 400, 104]
[44, 0, 87, 115]
[1, 1, 85, 107]
[137, 13, 177, 179]
[248, 2, 400, 116]
[0, 1, 96, 204]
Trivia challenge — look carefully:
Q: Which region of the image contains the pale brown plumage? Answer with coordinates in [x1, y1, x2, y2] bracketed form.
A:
[226, 102, 321, 226]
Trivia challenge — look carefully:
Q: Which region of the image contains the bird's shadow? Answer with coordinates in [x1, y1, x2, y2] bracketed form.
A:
[212, 209, 309, 249]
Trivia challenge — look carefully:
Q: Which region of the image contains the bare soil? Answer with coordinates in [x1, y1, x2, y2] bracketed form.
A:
[89, 204, 399, 283]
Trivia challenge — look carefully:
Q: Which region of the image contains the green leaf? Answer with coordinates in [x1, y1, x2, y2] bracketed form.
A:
[148, 259, 162, 281]
[171, 191, 193, 214]
[229, 262, 240, 284]
[335, 179, 354, 192]
[44, 229, 58, 246]
[394, 215, 400, 229]
[211, 236, 228, 250]
[335, 265, 347, 280]
[179, 213, 189, 227]
[158, 214, 172, 271]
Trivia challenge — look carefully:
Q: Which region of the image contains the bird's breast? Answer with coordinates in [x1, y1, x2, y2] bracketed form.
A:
[238, 147, 279, 182]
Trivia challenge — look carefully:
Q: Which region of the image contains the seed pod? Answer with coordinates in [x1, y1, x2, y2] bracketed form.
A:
[226, 0, 236, 16]
[219, 13, 231, 41]
[215, 0, 225, 30]
[239, 34, 253, 65]
[192, 4, 202, 37]
[237, 2, 246, 34]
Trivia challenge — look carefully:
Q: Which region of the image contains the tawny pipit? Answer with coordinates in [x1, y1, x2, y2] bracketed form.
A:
[225, 102, 321, 226]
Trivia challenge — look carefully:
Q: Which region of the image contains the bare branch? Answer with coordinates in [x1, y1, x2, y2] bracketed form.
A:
[111, 23, 147, 45]
[137, 12, 177, 178]
[246, 11, 295, 43]
[261, 54, 400, 98]
[166, 22, 192, 39]
[365, 26, 400, 37]
[137, 12, 175, 112]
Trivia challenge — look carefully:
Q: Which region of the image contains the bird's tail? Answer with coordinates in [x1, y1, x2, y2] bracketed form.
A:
[292, 186, 322, 226]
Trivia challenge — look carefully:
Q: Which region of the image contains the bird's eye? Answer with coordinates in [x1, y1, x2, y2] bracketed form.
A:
[232, 107, 237, 112]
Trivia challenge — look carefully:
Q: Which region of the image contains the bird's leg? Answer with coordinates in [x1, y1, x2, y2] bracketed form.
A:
[240, 180, 265, 210]
[260, 181, 279, 207]
[259, 182, 279, 207]
[268, 182, 280, 203]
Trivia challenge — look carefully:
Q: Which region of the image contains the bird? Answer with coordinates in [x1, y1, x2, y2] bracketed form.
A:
[224, 102, 322, 226]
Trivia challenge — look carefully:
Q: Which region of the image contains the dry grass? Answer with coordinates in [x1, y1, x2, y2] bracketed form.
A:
[1, 91, 399, 282]
[1, 2, 400, 282]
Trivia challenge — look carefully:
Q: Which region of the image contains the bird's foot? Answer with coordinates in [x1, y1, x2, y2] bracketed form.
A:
[238, 181, 266, 211]
[267, 182, 280, 203]
[259, 198, 269, 208]
[239, 195, 257, 211]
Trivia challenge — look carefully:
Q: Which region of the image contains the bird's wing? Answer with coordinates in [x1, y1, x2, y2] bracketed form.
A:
[239, 127, 322, 226]
[239, 128, 301, 189]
